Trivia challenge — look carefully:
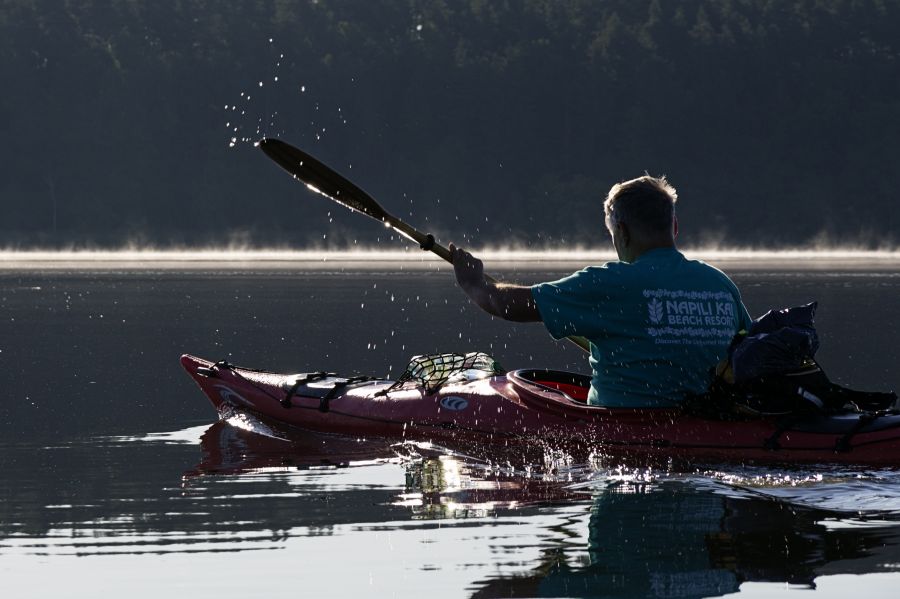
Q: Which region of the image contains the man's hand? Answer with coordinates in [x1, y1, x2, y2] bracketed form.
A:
[449, 243, 485, 292]
[448, 243, 541, 323]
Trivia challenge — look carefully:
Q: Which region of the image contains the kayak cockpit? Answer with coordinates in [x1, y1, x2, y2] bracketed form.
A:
[507, 369, 684, 424]
[506, 368, 591, 407]
[509, 369, 591, 404]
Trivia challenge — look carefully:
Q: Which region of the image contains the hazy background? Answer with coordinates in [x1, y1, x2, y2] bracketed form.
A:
[2, 0, 899, 249]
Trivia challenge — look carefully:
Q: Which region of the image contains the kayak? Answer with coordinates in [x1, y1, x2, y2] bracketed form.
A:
[180, 354, 900, 467]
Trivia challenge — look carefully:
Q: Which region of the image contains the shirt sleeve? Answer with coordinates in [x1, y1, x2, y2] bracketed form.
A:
[531, 266, 611, 340]
[725, 278, 752, 332]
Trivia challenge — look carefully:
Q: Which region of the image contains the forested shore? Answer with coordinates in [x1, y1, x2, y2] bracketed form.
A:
[2, 0, 898, 248]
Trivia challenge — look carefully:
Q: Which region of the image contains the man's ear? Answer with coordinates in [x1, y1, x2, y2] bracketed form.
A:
[673, 215, 679, 239]
[617, 221, 630, 246]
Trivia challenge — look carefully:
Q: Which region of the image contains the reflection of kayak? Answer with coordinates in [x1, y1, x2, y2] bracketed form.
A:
[185, 412, 399, 478]
[180, 354, 900, 466]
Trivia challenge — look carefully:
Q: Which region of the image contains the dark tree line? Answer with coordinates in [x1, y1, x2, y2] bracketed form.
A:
[2, 0, 899, 248]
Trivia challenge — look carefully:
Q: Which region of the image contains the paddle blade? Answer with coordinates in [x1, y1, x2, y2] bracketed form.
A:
[258, 138, 389, 221]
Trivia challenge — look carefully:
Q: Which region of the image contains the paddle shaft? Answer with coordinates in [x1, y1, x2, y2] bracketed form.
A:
[383, 213, 453, 263]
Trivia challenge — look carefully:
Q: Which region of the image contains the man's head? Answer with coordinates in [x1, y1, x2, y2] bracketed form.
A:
[603, 175, 678, 261]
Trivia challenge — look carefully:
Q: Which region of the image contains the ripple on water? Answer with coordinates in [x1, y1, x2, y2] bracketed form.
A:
[699, 466, 900, 516]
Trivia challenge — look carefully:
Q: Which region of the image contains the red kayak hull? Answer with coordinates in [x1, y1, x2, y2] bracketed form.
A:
[181, 354, 900, 467]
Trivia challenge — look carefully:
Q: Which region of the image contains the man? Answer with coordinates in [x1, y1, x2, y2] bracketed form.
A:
[450, 175, 751, 408]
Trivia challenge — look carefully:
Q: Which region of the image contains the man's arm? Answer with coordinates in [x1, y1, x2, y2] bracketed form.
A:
[449, 243, 542, 323]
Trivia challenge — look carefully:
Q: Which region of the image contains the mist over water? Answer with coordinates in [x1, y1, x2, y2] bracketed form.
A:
[4, 246, 900, 269]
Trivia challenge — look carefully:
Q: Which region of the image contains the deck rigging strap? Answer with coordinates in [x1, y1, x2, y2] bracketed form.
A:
[319, 376, 376, 412]
[280, 374, 375, 411]
[281, 372, 330, 409]
[763, 413, 808, 451]
[834, 412, 880, 453]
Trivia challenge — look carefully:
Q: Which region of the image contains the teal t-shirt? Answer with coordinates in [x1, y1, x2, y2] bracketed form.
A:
[531, 248, 751, 408]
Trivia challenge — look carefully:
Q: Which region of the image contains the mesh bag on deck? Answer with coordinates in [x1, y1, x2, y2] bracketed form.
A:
[391, 352, 504, 393]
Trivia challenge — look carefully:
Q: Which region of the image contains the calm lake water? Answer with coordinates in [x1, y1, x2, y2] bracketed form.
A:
[3, 255, 900, 598]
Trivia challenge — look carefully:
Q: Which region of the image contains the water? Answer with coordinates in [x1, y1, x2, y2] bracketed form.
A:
[3, 256, 900, 598]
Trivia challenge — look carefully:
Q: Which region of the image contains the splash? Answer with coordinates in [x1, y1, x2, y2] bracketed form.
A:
[223, 38, 352, 150]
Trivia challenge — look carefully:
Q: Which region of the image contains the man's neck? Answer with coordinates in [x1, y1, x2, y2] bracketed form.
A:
[621, 239, 677, 263]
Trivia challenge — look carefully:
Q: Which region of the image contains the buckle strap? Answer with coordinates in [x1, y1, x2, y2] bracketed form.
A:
[835, 412, 880, 453]
[319, 376, 374, 412]
[281, 372, 329, 409]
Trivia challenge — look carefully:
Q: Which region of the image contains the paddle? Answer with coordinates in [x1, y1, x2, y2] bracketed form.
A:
[258, 137, 590, 353]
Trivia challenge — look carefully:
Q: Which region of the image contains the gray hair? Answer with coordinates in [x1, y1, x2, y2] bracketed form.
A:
[604, 175, 678, 235]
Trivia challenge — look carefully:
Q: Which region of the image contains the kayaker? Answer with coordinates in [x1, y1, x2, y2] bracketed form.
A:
[450, 175, 752, 408]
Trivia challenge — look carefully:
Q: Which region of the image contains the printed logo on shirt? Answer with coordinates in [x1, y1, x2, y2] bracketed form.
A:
[643, 289, 736, 346]
[647, 299, 665, 324]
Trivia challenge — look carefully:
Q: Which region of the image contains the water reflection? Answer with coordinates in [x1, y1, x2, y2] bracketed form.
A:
[470, 482, 900, 597]
[188, 415, 399, 476]
[189, 420, 900, 596]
